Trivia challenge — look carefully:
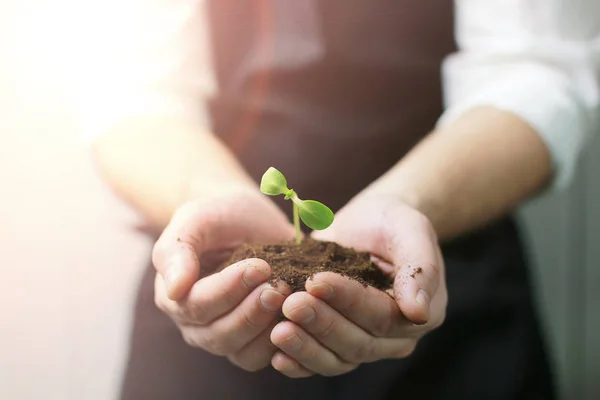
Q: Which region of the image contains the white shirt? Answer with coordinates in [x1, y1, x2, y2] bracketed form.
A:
[78, 0, 600, 189]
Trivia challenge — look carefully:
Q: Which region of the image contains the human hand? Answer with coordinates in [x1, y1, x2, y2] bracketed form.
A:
[152, 188, 296, 371]
[269, 195, 446, 377]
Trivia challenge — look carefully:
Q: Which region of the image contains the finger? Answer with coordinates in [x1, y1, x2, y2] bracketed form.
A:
[270, 321, 356, 377]
[184, 282, 289, 356]
[155, 259, 271, 325]
[152, 234, 202, 301]
[151, 198, 251, 300]
[305, 272, 419, 337]
[282, 292, 414, 363]
[331, 207, 441, 326]
[228, 321, 279, 372]
[386, 220, 442, 325]
[271, 352, 314, 378]
[153, 193, 297, 300]
[313, 205, 442, 325]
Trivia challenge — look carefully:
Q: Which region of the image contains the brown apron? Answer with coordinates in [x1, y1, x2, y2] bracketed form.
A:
[120, 1, 555, 398]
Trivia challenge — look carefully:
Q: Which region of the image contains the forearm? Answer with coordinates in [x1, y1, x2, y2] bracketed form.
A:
[364, 106, 552, 241]
[92, 116, 255, 230]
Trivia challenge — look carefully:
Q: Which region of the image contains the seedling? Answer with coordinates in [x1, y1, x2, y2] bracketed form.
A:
[260, 167, 334, 244]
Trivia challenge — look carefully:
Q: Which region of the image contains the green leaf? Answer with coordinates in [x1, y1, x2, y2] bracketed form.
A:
[298, 200, 334, 230]
[260, 167, 289, 196]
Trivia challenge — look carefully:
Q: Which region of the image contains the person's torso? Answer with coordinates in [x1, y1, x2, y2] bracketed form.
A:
[207, 0, 456, 213]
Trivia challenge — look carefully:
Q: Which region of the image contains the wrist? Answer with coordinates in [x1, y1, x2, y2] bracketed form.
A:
[353, 174, 427, 216]
[348, 173, 445, 240]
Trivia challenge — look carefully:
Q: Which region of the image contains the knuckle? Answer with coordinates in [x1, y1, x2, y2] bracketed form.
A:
[300, 346, 319, 365]
[395, 342, 417, 358]
[200, 333, 230, 356]
[206, 336, 232, 356]
[320, 371, 337, 377]
[242, 362, 268, 373]
[341, 363, 358, 375]
[321, 363, 356, 377]
[181, 328, 233, 355]
[318, 367, 338, 377]
[241, 309, 262, 331]
[191, 308, 211, 326]
[346, 337, 376, 364]
[181, 328, 202, 349]
[218, 275, 241, 308]
[228, 355, 269, 372]
[192, 313, 211, 326]
[370, 313, 393, 337]
[338, 289, 359, 314]
[315, 318, 336, 339]
[187, 298, 212, 325]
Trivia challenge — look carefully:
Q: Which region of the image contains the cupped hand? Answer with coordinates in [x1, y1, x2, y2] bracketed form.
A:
[269, 195, 447, 377]
[152, 188, 296, 372]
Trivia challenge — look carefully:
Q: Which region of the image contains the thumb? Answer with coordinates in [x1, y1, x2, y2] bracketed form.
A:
[151, 203, 213, 301]
[153, 193, 296, 300]
[390, 229, 442, 325]
[153, 239, 200, 301]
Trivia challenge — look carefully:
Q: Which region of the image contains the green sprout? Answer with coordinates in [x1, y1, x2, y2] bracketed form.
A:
[260, 167, 334, 244]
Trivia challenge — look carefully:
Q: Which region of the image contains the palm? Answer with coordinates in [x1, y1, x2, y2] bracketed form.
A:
[268, 195, 447, 378]
[164, 190, 296, 275]
[312, 195, 446, 324]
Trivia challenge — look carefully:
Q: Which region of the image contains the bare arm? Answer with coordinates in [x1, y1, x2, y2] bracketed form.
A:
[83, 4, 297, 372]
[92, 118, 255, 230]
[81, 1, 255, 230]
[364, 0, 600, 241]
[366, 107, 551, 240]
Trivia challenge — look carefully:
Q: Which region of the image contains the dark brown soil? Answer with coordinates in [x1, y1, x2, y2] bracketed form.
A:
[228, 239, 393, 293]
[410, 267, 422, 278]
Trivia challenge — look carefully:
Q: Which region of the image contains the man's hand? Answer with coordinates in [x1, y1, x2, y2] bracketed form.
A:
[152, 188, 296, 372]
[269, 195, 447, 377]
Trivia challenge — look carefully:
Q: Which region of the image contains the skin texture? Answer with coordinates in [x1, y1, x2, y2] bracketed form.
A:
[270, 197, 445, 377]
[94, 106, 552, 376]
[150, 191, 297, 371]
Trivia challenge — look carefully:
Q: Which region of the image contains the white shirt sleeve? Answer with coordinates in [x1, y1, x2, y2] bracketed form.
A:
[76, 0, 215, 142]
[439, 0, 600, 189]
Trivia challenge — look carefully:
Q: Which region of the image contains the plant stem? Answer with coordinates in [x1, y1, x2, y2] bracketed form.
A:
[293, 202, 302, 245]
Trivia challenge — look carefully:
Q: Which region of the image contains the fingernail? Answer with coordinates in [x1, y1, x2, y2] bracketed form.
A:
[416, 289, 430, 308]
[259, 289, 285, 311]
[289, 306, 315, 324]
[242, 266, 268, 288]
[309, 283, 335, 300]
[283, 333, 303, 352]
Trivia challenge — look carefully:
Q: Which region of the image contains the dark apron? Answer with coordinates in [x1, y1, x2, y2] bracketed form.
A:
[121, 1, 555, 398]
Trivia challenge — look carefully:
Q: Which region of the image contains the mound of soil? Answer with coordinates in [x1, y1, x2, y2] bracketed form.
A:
[228, 239, 393, 293]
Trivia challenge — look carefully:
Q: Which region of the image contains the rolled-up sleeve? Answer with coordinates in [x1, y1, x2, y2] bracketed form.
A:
[438, 0, 600, 189]
[76, 0, 215, 142]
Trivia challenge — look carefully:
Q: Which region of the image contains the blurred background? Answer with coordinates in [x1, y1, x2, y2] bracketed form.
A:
[0, 1, 598, 399]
